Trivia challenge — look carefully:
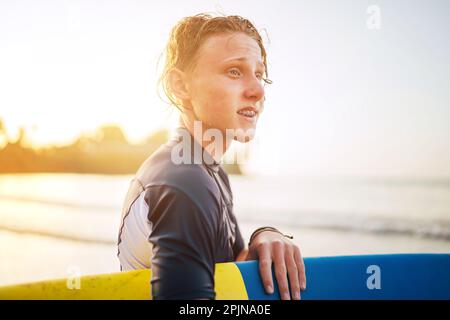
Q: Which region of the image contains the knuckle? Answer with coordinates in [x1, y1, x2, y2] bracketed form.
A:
[278, 284, 289, 292]
[275, 267, 287, 278]
[259, 258, 272, 267]
[257, 241, 269, 251]
[289, 262, 298, 271]
[273, 238, 284, 246]
[299, 260, 306, 270]
[271, 239, 285, 249]
[291, 285, 301, 292]
[285, 245, 295, 256]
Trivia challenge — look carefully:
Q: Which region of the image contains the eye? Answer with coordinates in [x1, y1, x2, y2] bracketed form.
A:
[256, 72, 273, 86]
[228, 68, 241, 77]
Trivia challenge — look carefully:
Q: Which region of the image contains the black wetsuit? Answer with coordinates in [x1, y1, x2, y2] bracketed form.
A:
[117, 127, 245, 299]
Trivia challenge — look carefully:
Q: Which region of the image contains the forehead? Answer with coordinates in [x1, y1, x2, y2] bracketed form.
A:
[194, 32, 263, 68]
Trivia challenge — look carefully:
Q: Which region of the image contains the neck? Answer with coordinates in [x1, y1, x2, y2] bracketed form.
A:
[179, 116, 232, 163]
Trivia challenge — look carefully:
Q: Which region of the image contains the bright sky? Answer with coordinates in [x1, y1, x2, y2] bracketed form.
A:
[1, 0, 449, 178]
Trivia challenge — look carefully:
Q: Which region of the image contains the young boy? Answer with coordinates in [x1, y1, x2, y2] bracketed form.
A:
[117, 13, 306, 300]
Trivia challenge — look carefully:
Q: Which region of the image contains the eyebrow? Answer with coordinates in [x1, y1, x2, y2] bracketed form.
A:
[222, 57, 265, 70]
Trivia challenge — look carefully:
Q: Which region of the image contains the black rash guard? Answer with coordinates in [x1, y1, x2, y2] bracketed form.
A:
[117, 127, 245, 300]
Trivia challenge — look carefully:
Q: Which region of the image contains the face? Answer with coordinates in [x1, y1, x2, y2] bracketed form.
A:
[184, 32, 266, 142]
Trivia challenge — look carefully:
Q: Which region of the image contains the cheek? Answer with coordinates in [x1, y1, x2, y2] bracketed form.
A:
[196, 80, 239, 115]
[257, 99, 265, 114]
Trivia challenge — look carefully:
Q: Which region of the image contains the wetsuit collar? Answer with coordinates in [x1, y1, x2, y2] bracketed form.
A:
[172, 127, 221, 173]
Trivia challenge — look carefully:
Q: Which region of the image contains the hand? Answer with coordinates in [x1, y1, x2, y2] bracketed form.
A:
[246, 230, 306, 300]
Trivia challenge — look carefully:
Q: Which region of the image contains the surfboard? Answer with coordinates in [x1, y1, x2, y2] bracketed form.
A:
[1, 254, 449, 300]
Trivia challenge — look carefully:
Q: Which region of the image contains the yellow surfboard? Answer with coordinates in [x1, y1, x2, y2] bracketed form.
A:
[0, 262, 248, 300]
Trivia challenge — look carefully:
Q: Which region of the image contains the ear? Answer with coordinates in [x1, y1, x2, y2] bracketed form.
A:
[167, 68, 191, 104]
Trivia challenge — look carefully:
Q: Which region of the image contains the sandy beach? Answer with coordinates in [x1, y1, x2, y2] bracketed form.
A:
[1, 222, 449, 287]
[1, 173, 449, 287]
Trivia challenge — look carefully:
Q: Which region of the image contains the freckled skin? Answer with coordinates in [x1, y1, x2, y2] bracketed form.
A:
[183, 32, 266, 142]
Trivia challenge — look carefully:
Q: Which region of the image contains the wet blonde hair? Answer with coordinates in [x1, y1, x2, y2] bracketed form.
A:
[158, 13, 271, 109]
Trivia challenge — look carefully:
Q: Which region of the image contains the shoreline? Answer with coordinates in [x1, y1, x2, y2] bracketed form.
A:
[1, 225, 449, 287]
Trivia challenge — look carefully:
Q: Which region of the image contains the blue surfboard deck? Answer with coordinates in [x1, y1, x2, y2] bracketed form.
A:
[0, 253, 449, 300]
[237, 254, 450, 300]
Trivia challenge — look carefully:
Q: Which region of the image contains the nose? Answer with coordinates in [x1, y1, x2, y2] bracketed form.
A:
[243, 75, 265, 103]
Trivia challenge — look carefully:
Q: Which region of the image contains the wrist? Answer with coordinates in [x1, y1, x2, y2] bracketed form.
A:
[248, 226, 293, 247]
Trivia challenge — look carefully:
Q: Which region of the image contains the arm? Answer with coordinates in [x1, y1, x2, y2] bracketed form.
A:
[146, 186, 218, 300]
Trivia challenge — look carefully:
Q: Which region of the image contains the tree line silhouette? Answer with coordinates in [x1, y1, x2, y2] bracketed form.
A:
[0, 118, 241, 175]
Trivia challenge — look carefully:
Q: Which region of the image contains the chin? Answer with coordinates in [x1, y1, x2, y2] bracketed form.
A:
[232, 126, 257, 143]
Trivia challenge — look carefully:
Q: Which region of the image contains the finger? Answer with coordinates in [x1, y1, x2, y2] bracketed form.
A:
[294, 245, 306, 290]
[272, 240, 290, 300]
[257, 242, 274, 294]
[285, 245, 301, 300]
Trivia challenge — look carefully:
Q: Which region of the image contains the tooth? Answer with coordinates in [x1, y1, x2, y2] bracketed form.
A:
[239, 110, 256, 117]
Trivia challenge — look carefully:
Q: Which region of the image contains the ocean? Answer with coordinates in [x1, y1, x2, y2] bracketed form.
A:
[0, 173, 449, 286]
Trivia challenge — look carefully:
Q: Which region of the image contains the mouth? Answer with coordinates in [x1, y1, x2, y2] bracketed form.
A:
[237, 107, 258, 119]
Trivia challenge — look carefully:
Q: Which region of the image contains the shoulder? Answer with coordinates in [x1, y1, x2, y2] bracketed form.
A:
[135, 143, 221, 212]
